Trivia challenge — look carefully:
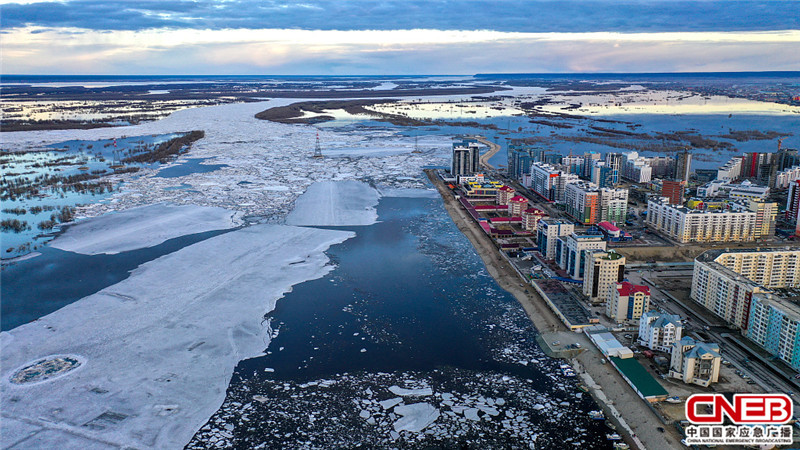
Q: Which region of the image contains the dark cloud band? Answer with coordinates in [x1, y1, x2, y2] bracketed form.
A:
[2, 0, 798, 32]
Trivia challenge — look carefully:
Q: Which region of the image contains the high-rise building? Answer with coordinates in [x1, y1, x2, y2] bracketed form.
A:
[557, 232, 607, 279]
[669, 337, 721, 387]
[451, 141, 480, 179]
[786, 180, 800, 224]
[582, 152, 601, 179]
[692, 248, 800, 330]
[675, 149, 692, 183]
[507, 144, 536, 180]
[537, 218, 574, 260]
[565, 181, 599, 225]
[741, 152, 775, 185]
[582, 250, 625, 303]
[717, 157, 742, 181]
[606, 282, 650, 323]
[530, 162, 579, 203]
[647, 156, 676, 179]
[605, 152, 623, 185]
[747, 293, 800, 372]
[660, 180, 684, 205]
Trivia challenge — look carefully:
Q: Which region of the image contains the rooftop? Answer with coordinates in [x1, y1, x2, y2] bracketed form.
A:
[616, 281, 650, 297]
[610, 356, 669, 399]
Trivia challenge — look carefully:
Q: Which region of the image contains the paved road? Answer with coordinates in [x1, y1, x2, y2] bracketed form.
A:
[474, 136, 501, 170]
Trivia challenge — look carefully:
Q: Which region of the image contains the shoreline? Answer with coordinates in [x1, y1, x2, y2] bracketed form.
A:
[425, 168, 682, 450]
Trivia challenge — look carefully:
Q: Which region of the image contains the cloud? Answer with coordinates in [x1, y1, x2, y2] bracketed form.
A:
[1, 0, 798, 32]
[3, 27, 799, 75]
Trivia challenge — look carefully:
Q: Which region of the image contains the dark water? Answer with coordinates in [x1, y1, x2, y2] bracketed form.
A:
[192, 196, 613, 448]
[0, 229, 230, 330]
[154, 157, 228, 178]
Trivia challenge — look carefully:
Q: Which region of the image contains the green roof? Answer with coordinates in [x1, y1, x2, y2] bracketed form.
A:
[610, 356, 668, 399]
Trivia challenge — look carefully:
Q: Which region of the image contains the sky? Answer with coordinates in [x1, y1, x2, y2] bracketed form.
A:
[1, 0, 799, 75]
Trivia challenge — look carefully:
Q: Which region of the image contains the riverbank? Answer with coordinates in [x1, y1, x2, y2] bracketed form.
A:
[425, 168, 682, 450]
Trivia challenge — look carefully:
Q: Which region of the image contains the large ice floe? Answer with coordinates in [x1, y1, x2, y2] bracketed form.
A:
[0, 224, 354, 449]
[49, 203, 239, 254]
[286, 180, 380, 226]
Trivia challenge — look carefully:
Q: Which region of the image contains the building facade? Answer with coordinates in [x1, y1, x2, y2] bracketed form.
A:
[558, 232, 607, 280]
[669, 337, 721, 387]
[638, 311, 683, 352]
[521, 208, 546, 231]
[646, 197, 776, 243]
[747, 293, 800, 372]
[606, 282, 651, 323]
[451, 141, 480, 179]
[582, 250, 626, 304]
[691, 248, 800, 331]
[537, 218, 574, 260]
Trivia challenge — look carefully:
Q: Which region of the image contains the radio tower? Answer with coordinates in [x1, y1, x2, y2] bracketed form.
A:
[313, 132, 323, 159]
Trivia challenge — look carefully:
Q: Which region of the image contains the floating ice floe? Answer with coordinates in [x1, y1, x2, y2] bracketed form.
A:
[389, 386, 433, 397]
[392, 403, 440, 432]
[49, 203, 239, 255]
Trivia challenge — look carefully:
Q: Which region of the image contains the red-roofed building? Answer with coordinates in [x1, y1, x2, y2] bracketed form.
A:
[509, 195, 529, 217]
[522, 208, 546, 231]
[606, 281, 651, 323]
[497, 185, 516, 206]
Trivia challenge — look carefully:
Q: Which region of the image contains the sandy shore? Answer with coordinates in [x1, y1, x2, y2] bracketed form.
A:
[425, 169, 682, 450]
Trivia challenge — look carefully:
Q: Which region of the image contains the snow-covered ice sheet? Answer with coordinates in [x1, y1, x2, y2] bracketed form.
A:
[0, 224, 353, 449]
[378, 187, 439, 198]
[285, 180, 380, 226]
[50, 203, 239, 255]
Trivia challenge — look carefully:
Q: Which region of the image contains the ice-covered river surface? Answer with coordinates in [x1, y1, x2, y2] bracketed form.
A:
[1, 94, 610, 448]
[188, 195, 612, 449]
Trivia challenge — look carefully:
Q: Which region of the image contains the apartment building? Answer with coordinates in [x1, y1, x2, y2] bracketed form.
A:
[646, 197, 776, 243]
[557, 232, 607, 280]
[606, 282, 651, 323]
[638, 311, 683, 352]
[669, 337, 721, 387]
[582, 250, 625, 304]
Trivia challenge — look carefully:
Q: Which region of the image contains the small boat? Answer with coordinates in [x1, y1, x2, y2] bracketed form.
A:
[613, 443, 630, 449]
[606, 433, 621, 441]
[578, 384, 588, 393]
[666, 396, 681, 404]
[588, 410, 604, 420]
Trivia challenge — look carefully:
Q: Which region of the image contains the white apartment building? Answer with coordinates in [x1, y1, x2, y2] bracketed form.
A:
[646, 197, 776, 243]
[638, 311, 683, 352]
[557, 232, 607, 280]
[775, 165, 800, 189]
[582, 250, 625, 304]
[537, 218, 574, 260]
[691, 248, 800, 330]
[530, 162, 579, 203]
[717, 157, 742, 181]
[669, 337, 721, 387]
